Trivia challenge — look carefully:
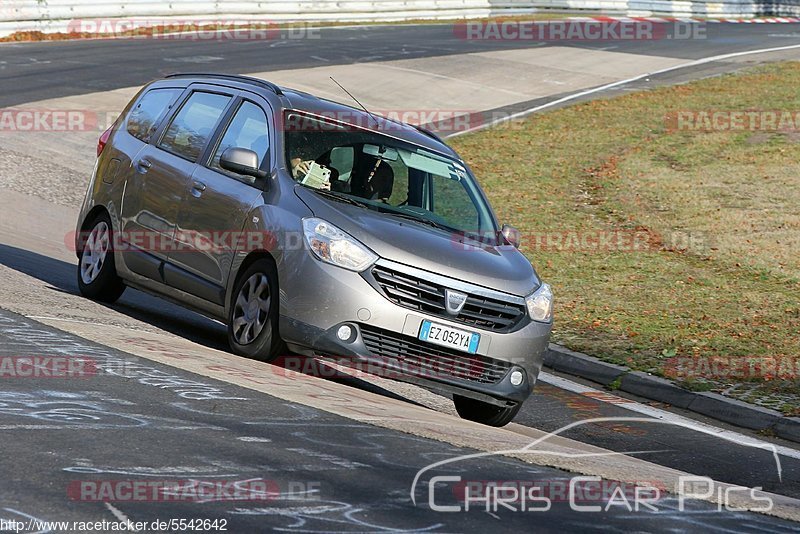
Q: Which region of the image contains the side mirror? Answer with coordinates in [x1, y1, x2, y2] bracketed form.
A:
[220, 147, 267, 181]
[501, 224, 521, 248]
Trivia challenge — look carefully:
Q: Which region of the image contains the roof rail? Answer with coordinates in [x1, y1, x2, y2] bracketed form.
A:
[165, 72, 283, 96]
[413, 124, 446, 144]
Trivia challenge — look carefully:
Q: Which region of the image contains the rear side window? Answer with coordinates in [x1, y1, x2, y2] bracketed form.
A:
[126, 88, 181, 142]
[159, 92, 231, 161]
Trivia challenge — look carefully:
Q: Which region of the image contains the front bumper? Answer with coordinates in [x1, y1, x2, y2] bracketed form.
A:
[277, 253, 552, 406]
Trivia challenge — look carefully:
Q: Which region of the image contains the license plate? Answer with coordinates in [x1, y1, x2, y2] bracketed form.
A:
[418, 320, 480, 354]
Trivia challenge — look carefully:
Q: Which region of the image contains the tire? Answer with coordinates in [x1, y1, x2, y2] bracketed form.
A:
[227, 258, 282, 362]
[77, 212, 126, 303]
[453, 395, 522, 427]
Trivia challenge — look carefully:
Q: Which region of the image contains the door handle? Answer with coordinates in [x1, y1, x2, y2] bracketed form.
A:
[135, 159, 152, 173]
[191, 180, 207, 197]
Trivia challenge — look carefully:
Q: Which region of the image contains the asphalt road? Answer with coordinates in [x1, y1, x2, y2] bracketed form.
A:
[0, 307, 796, 532]
[2, 239, 798, 505]
[1, 21, 800, 532]
[2, 22, 800, 107]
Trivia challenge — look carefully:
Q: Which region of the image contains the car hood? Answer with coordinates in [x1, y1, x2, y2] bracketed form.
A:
[295, 186, 540, 297]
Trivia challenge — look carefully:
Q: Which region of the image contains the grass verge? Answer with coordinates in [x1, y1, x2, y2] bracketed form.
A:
[451, 62, 800, 415]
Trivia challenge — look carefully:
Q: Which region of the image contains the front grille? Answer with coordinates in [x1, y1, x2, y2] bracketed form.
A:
[360, 325, 511, 384]
[369, 265, 526, 332]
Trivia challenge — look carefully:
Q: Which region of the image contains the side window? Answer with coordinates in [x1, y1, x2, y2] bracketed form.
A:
[211, 101, 269, 177]
[126, 88, 182, 142]
[159, 92, 231, 161]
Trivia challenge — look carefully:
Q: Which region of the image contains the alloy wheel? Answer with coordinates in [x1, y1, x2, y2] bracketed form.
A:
[231, 273, 271, 345]
[80, 221, 110, 285]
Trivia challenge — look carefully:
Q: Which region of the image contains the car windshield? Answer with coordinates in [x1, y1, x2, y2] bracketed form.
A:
[283, 111, 498, 240]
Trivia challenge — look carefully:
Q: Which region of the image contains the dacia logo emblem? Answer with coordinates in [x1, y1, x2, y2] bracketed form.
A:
[445, 289, 468, 315]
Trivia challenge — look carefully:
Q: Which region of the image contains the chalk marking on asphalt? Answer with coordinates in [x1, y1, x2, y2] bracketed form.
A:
[26, 314, 800, 461]
[237, 436, 272, 442]
[447, 42, 800, 137]
[539, 371, 800, 461]
[19, 310, 800, 520]
[105, 503, 140, 531]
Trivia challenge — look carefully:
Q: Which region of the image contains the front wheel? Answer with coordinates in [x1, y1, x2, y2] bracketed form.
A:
[453, 395, 521, 427]
[227, 259, 282, 362]
[77, 212, 126, 303]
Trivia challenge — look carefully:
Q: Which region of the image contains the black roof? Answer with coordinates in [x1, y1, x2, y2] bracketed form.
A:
[163, 72, 457, 157]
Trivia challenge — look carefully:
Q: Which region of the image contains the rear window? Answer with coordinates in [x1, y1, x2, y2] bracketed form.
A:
[126, 88, 182, 142]
[159, 92, 232, 162]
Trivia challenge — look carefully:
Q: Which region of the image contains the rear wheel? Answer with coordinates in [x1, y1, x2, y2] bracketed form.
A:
[77, 212, 126, 303]
[453, 395, 521, 427]
[227, 259, 282, 362]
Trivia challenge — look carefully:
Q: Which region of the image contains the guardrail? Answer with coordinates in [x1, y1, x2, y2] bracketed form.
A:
[1, 0, 799, 38]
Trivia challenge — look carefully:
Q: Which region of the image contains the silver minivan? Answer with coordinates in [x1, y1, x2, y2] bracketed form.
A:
[76, 73, 553, 426]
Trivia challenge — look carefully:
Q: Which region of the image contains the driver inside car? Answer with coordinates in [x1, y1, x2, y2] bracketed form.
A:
[358, 158, 394, 202]
[290, 152, 340, 190]
[291, 149, 393, 203]
[289, 157, 313, 179]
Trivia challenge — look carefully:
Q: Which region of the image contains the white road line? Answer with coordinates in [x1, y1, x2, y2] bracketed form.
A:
[447, 43, 800, 138]
[539, 371, 800, 460]
[104, 503, 140, 531]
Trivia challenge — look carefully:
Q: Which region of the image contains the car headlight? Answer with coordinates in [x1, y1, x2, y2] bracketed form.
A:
[302, 218, 378, 272]
[526, 282, 553, 323]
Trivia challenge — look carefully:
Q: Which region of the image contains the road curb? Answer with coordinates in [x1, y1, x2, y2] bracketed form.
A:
[543, 344, 799, 444]
[774, 418, 800, 443]
[543, 344, 628, 386]
[620, 370, 695, 409]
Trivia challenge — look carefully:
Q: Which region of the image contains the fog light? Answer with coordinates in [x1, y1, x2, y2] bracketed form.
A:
[510, 370, 524, 386]
[337, 325, 353, 341]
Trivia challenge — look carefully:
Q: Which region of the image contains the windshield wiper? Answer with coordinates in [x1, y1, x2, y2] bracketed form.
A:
[310, 188, 459, 233]
[311, 188, 370, 208]
[383, 210, 454, 232]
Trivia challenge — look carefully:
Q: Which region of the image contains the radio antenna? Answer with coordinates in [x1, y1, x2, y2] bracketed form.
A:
[330, 76, 380, 128]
